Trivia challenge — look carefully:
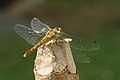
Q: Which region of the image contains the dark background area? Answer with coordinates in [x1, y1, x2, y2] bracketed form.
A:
[0, 0, 120, 80]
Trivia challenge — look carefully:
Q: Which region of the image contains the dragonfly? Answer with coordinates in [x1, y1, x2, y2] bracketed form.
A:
[14, 18, 100, 63]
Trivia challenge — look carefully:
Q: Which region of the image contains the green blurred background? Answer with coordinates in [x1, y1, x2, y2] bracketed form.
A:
[0, 0, 120, 80]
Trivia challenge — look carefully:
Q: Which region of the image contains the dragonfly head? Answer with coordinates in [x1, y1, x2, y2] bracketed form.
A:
[55, 27, 62, 32]
[54, 27, 62, 37]
[56, 27, 62, 32]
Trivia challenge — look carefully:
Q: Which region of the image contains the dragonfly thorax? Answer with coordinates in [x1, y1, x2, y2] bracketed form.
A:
[45, 27, 62, 39]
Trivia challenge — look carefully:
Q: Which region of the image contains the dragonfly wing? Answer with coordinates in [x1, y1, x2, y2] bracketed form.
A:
[72, 38, 100, 51]
[62, 32, 100, 51]
[61, 32, 99, 63]
[72, 48, 91, 63]
[14, 24, 44, 45]
[31, 18, 50, 33]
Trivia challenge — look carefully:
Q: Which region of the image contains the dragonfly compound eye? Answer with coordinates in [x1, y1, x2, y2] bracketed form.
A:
[57, 27, 62, 32]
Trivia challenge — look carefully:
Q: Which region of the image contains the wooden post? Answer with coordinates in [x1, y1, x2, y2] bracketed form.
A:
[34, 38, 79, 80]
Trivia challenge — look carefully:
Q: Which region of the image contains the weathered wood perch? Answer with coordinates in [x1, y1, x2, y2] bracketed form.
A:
[34, 38, 79, 80]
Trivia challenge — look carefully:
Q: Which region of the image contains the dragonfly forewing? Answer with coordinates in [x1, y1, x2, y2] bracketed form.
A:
[31, 18, 50, 33]
[62, 32, 100, 51]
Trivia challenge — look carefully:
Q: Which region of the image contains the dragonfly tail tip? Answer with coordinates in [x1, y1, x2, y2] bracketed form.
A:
[23, 54, 27, 58]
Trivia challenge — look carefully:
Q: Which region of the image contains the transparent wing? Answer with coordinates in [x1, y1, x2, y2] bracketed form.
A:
[71, 48, 91, 63]
[61, 32, 100, 63]
[62, 32, 100, 51]
[14, 24, 44, 45]
[31, 18, 50, 33]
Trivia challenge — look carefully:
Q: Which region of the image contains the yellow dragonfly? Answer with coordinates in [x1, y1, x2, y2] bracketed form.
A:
[14, 18, 100, 63]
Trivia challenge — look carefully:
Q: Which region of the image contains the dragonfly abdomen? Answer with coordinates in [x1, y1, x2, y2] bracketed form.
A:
[23, 36, 52, 57]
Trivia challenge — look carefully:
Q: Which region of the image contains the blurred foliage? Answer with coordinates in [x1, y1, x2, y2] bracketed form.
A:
[0, 0, 120, 80]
